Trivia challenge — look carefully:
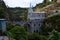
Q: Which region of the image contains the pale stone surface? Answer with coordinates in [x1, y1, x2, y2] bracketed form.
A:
[0, 36, 9, 40]
[57, 0, 60, 3]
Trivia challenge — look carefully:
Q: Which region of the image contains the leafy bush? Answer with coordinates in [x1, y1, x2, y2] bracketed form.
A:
[48, 29, 60, 40]
[27, 33, 48, 40]
[9, 26, 27, 40]
[6, 22, 14, 31]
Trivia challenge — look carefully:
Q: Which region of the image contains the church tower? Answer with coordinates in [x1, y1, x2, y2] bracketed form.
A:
[28, 4, 33, 20]
[28, 4, 33, 13]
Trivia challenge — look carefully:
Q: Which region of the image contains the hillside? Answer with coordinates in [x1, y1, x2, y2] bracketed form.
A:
[34, 2, 52, 12]
[40, 3, 60, 15]
[9, 2, 60, 21]
[8, 7, 28, 21]
[1, 0, 60, 21]
[34, 0, 60, 16]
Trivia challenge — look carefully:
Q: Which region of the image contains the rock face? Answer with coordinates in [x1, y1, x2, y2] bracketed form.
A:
[57, 0, 60, 3]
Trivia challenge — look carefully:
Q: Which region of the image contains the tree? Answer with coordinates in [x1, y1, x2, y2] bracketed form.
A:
[0, 4, 5, 18]
[3, 31, 14, 40]
[9, 26, 27, 40]
[46, 15, 60, 31]
[43, 0, 50, 3]
[0, 0, 9, 19]
[6, 22, 14, 31]
[52, 0, 57, 3]
[39, 15, 60, 36]
[28, 33, 48, 40]
[48, 29, 60, 40]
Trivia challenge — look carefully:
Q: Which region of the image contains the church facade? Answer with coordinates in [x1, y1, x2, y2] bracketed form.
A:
[27, 6, 46, 33]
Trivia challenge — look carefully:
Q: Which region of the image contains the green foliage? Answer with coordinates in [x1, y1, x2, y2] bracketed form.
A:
[0, 1, 7, 19]
[2, 0, 60, 40]
[43, 0, 50, 3]
[28, 33, 48, 40]
[51, 0, 57, 3]
[39, 24, 50, 35]
[5, 15, 60, 40]
[3, 31, 13, 37]
[48, 29, 60, 40]
[8, 8, 28, 21]
[9, 26, 27, 40]
[46, 15, 60, 31]
[35, 2, 52, 9]
[5, 24, 49, 40]
[40, 15, 60, 35]
[0, 5, 5, 18]
[24, 24, 28, 31]
[6, 22, 14, 31]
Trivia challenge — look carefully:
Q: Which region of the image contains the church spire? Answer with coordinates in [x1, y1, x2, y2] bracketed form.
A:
[30, 3, 31, 8]
[30, 3, 33, 8]
[28, 3, 33, 13]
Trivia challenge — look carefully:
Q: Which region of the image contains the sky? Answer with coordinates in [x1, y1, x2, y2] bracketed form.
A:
[3, 0, 43, 8]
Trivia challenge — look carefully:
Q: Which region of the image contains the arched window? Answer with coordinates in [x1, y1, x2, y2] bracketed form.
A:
[27, 24, 30, 27]
[39, 24, 40, 26]
[34, 30, 35, 32]
[34, 24, 36, 26]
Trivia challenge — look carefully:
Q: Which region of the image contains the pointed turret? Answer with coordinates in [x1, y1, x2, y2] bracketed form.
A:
[28, 3, 33, 19]
[28, 3, 33, 14]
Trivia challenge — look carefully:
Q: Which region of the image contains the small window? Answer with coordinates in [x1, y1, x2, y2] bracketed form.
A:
[34, 24, 36, 26]
[28, 24, 30, 27]
[34, 30, 35, 32]
[39, 24, 40, 26]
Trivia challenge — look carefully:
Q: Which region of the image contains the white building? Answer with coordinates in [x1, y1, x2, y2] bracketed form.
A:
[27, 6, 46, 33]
